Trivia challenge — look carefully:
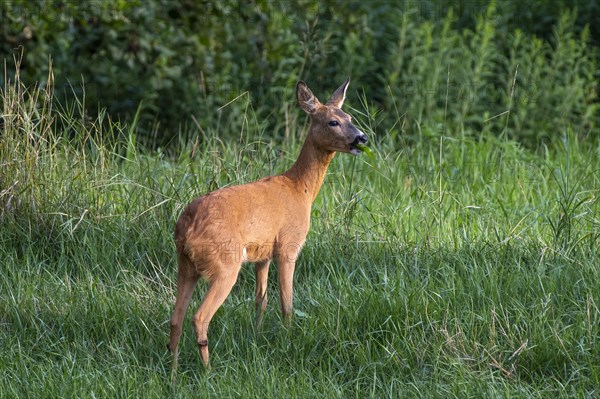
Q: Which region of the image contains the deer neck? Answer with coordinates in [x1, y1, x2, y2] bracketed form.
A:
[285, 134, 335, 202]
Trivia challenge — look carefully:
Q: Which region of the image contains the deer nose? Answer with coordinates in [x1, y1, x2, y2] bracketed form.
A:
[358, 132, 368, 144]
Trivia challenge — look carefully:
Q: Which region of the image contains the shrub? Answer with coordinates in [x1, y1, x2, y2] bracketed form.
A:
[1, 1, 597, 147]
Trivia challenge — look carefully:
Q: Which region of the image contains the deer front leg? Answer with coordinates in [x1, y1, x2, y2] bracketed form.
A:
[277, 259, 296, 326]
[254, 260, 270, 330]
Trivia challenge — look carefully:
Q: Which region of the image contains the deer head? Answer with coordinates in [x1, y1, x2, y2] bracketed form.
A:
[297, 78, 368, 155]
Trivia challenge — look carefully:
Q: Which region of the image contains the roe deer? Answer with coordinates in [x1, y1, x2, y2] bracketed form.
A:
[167, 78, 367, 371]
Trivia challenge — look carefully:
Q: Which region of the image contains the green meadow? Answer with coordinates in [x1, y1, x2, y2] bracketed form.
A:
[1, 2, 599, 398]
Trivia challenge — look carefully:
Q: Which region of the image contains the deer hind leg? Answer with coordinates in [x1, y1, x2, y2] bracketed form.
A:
[254, 260, 270, 330]
[168, 254, 200, 375]
[193, 264, 241, 369]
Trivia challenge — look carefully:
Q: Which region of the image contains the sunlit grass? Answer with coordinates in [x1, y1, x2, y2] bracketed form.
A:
[1, 64, 599, 397]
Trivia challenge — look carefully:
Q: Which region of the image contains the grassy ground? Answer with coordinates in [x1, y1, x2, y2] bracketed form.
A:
[1, 73, 599, 398]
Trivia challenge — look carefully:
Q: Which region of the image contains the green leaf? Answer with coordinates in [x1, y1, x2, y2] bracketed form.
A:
[355, 143, 375, 160]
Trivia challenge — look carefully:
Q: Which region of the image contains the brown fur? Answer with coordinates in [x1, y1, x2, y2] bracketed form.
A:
[167, 79, 367, 372]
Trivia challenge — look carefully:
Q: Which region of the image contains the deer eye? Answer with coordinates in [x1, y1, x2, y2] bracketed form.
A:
[328, 120, 340, 127]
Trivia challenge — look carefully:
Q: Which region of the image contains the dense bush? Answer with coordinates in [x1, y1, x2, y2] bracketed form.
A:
[1, 0, 598, 147]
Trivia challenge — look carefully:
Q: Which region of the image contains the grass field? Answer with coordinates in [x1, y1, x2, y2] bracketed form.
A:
[1, 70, 599, 397]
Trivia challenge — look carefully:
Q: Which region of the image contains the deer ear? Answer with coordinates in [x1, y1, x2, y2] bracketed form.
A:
[326, 77, 350, 108]
[297, 81, 321, 114]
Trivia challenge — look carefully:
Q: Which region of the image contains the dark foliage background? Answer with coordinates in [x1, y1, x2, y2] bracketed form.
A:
[1, 0, 598, 147]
